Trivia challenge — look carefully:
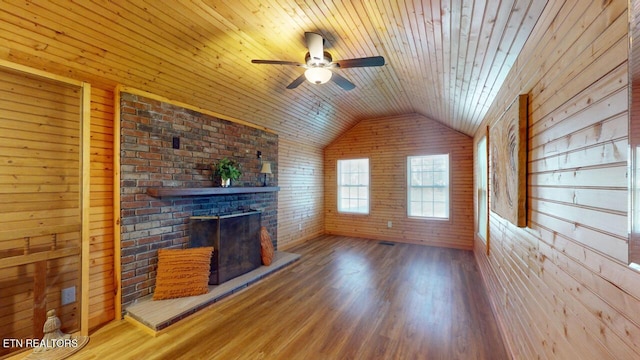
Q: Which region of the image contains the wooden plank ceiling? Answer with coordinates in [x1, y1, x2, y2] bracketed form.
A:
[1, 0, 547, 146]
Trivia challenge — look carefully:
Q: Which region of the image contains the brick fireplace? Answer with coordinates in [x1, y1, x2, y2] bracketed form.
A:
[119, 92, 278, 309]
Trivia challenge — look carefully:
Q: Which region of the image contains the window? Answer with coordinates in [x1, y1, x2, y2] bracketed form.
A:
[407, 154, 449, 219]
[477, 136, 488, 241]
[337, 158, 369, 214]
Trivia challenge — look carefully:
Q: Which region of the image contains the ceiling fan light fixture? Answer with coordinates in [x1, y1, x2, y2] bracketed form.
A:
[304, 67, 332, 84]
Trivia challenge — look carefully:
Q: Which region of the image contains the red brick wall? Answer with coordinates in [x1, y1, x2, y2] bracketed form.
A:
[119, 93, 278, 308]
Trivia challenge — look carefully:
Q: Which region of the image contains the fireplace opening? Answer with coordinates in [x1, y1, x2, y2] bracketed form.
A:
[189, 211, 262, 285]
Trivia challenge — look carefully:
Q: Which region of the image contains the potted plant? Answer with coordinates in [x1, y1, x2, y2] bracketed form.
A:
[213, 157, 242, 187]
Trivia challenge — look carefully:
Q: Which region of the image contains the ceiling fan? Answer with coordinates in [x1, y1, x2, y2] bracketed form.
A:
[251, 32, 385, 90]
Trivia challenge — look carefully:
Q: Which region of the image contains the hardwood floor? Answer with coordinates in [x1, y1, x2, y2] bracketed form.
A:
[62, 235, 507, 359]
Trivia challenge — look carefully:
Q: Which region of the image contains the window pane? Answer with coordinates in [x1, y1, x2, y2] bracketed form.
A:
[410, 201, 422, 216]
[423, 188, 433, 202]
[411, 172, 420, 186]
[433, 171, 444, 185]
[340, 198, 348, 211]
[357, 160, 366, 172]
[434, 202, 447, 217]
[349, 199, 358, 209]
[421, 172, 430, 185]
[424, 159, 433, 171]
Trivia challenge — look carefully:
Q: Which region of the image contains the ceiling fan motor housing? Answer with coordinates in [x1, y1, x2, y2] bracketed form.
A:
[305, 51, 333, 67]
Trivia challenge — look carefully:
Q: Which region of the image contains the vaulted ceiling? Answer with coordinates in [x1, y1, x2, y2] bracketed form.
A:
[1, 0, 547, 146]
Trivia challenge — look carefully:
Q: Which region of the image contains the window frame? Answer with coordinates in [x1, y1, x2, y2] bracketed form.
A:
[476, 136, 488, 241]
[406, 154, 450, 220]
[337, 158, 370, 215]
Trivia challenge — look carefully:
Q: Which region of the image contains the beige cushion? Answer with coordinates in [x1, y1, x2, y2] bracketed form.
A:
[153, 247, 213, 300]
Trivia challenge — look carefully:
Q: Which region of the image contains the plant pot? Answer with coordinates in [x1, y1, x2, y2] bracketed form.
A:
[221, 178, 231, 187]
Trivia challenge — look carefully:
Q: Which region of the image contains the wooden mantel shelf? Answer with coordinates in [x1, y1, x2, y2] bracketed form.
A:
[147, 186, 280, 198]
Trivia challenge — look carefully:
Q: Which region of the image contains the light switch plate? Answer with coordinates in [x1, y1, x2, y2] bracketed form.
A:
[61, 286, 76, 305]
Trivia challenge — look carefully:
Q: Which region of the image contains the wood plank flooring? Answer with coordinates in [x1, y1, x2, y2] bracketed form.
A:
[48, 235, 507, 359]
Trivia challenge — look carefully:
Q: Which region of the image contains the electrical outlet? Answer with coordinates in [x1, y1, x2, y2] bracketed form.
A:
[387, 221, 392, 228]
[61, 286, 76, 306]
[298, 224, 302, 231]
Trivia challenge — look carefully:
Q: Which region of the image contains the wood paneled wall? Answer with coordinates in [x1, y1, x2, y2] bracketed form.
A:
[474, 1, 638, 358]
[324, 114, 474, 249]
[88, 87, 115, 330]
[277, 139, 324, 249]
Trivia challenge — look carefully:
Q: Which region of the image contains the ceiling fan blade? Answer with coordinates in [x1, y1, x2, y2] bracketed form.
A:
[251, 59, 305, 66]
[286, 73, 307, 89]
[335, 56, 385, 68]
[330, 72, 356, 90]
[305, 32, 324, 62]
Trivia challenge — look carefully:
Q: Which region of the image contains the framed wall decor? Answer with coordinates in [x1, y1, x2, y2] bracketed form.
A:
[489, 94, 528, 228]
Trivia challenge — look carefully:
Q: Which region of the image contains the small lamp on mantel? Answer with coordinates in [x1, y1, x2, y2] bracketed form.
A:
[260, 162, 272, 187]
